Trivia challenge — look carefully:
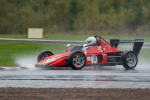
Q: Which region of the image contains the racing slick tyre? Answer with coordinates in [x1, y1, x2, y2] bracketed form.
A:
[122, 51, 138, 69]
[37, 51, 54, 62]
[68, 51, 86, 70]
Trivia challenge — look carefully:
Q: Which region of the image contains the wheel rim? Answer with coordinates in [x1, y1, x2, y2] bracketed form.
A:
[73, 53, 85, 68]
[126, 53, 137, 67]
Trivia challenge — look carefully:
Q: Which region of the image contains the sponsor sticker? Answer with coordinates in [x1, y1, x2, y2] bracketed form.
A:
[87, 57, 91, 62]
[97, 46, 103, 52]
[97, 46, 101, 50]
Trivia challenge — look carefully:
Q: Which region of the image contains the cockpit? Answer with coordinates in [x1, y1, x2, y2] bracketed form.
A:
[66, 35, 113, 53]
[66, 36, 98, 52]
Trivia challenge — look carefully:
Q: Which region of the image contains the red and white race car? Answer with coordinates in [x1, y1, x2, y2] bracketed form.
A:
[35, 35, 144, 70]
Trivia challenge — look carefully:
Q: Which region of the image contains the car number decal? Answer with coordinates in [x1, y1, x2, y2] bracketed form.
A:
[91, 55, 97, 63]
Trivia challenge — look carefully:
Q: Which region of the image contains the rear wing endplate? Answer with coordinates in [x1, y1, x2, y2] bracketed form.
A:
[110, 39, 144, 55]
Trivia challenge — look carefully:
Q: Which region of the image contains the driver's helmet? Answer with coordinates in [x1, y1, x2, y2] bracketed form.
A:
[85, 36, 97, 46]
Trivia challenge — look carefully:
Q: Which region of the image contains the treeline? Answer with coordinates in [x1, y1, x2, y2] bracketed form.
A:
[0, 0, 150, 36]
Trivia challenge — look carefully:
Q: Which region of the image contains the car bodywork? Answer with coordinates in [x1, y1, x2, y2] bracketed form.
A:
[35, 35, 144, 70]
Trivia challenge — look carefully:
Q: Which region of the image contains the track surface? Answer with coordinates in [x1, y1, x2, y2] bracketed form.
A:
[0, 64, 150, 88]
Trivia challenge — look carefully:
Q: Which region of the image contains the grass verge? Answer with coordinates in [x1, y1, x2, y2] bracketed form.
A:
[0, 42, 66, 66]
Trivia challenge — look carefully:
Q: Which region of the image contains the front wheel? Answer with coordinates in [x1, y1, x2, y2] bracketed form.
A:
[37, 51, 54, 62]
[68, 51, 86, 70]
[122, 51, 138, 69]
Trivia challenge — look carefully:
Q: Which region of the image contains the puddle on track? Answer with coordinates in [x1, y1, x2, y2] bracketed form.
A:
[0, 64, 150, 88]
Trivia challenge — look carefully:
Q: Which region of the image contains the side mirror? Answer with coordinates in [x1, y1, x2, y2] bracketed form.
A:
[66, 44, 71, 52]
[83, 44, 87, 54]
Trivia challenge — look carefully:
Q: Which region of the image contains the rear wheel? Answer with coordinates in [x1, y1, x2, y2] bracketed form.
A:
[68, 51, 86, 70]
[122, 51, 138, 69]
[37, 51, 54, 62]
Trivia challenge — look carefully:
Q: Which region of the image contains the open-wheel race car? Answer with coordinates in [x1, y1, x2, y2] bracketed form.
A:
[35, 35, 144, 70]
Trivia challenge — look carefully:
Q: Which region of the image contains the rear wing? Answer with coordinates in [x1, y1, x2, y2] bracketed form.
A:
[110, 39, 144, 56]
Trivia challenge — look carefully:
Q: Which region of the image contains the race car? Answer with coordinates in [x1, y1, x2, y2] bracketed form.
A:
[35, 35, 144, 70]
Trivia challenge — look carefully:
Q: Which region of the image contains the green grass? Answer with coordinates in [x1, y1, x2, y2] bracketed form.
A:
[0, 34, 149, 66]
[0, 42, 66, 66]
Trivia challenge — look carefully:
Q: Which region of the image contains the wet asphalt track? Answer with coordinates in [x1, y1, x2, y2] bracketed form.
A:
[0, 64, 150, 88]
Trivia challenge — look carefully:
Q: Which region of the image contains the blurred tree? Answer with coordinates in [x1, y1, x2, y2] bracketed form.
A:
[0, 0, 150, 36]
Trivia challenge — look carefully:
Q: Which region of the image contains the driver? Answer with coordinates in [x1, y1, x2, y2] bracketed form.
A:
[84, 36, 97, 46]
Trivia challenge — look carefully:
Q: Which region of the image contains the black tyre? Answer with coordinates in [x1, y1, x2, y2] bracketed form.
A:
[122, 51, 138, 69]
[37, 51, 54, 62]
[68, 51, 86, 70]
